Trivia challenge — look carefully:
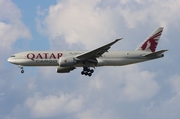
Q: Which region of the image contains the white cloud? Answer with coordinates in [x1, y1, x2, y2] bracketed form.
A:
[23, 64, 160, 118]
[27, 0, 180, 119]
[2, 0, 179, 119]
[118, 0, 180, 29]
[36, 0, 180, 51]
[37, 0, 120, 49]
[121, 69, 159, 102]
[0, 22, 30, 50]
[28, 81, 37, 90]
[142, 75, 180, 119]
[77, 108, 114, 119]
[169, 75, 180, 93]
[89, 75, 104, 89]
[24, 93, 83, 118]
[93, 65, 159, 102]
[0, 0, 32, 69]
[0, 0, 31, 51]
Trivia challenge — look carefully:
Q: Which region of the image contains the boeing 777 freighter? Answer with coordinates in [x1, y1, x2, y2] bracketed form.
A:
[8, 27, 167, 76]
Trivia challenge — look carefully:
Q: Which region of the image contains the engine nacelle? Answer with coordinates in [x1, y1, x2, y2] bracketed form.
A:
[97, 58, 106, 66]
[56, 66, 75, 73]
[59, 56, 77, 67]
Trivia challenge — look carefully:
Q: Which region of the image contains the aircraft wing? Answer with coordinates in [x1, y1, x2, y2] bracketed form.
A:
[76, 38, 122, 60]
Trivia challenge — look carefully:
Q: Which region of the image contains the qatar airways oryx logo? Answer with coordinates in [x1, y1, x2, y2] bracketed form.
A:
[141, 30, 162, 52]
[27, 53, 63, 61]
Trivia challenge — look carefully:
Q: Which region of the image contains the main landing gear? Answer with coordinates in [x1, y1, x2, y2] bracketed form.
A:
[81, 67, 94, 77]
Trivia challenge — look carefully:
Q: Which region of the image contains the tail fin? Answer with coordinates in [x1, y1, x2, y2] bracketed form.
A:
[136, 27, 164, 52]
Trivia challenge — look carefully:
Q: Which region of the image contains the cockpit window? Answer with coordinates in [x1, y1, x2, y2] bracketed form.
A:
[11, 55, 15, 57]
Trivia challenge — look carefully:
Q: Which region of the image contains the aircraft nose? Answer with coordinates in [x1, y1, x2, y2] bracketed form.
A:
[7, 58, 14, 63]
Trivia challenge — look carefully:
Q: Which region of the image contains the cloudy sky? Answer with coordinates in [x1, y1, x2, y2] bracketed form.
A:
[1, 0, 180, 119]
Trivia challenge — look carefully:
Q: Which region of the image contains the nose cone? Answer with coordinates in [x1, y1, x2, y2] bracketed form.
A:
[7, 58, 15, 64]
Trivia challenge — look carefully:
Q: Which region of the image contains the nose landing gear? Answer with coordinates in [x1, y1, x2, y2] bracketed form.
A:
[81, 67, 94, 77]
[21, 70, 24, 73]
[18, 65, 24, 73]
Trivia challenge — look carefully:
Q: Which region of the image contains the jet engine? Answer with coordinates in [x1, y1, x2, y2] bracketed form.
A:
[56, 66, 75, 73]
[58, 56, 77, 67]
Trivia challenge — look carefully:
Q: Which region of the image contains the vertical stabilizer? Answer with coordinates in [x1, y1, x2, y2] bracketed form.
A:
[136, 27, 164, 52]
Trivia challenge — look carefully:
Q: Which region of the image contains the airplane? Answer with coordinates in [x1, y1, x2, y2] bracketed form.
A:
[7, 27, 167, 76]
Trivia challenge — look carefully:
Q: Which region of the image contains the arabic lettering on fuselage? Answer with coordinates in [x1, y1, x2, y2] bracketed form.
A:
[27, 53, 63, 61]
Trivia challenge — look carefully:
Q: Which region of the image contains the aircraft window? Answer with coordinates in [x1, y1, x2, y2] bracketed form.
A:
[11, 55, 15, 57]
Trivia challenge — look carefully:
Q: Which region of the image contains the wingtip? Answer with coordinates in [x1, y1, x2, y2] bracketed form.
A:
[115, 38, 123, 41]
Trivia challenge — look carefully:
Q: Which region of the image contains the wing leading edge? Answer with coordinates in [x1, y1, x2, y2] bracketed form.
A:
[76, 38, 123, 60]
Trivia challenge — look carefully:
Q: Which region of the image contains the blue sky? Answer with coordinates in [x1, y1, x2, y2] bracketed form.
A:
[12, 0, 57, 50]
[1, 0, 180, 119]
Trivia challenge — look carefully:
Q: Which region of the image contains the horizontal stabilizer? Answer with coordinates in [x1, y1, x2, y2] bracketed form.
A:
[143, 50, 168, 57]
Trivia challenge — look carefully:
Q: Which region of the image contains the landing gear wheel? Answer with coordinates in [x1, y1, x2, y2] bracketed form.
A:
[88, 73, 92, 77]
[90, 69, 94, 73]
[85, 72, 88, 76]
[81, 67, 95, 76]
[21, 70, 24, 73]
[81, 71, 85, 75]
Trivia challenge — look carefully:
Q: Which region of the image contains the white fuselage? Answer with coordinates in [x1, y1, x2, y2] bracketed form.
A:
[7, 27, 166, 75]
[7, 50, 161, 67]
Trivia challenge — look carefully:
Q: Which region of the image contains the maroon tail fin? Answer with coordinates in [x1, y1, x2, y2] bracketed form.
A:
[136, 27, 163, 52]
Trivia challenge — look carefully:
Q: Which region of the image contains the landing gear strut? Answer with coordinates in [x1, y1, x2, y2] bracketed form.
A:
[81, 67, 94, 77]
[18, 65, 24, 74]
